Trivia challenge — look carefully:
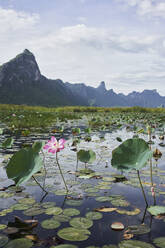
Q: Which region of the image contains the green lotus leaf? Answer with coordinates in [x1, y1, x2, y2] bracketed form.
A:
[4, 238, 33, 248]
[0, 234, 8, 247]
[119, 240, 154, 248]
[58, 227, 90, 241]
[153, 237, 165, 248]
[147, 206, 165, 216]
[77, 149, 96, 164]
[69, 217, 93, 229]
[32, 141, 45, 153]
[41, 218, 60, 229]
[111, 138, 152, 171]
[6, 147, 43, 185]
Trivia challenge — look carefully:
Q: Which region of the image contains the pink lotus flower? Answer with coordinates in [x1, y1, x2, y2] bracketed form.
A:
[43, 136, 66, 154]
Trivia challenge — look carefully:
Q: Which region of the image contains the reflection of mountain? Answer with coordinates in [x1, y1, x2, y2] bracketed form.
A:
[0, 49, 165, 107]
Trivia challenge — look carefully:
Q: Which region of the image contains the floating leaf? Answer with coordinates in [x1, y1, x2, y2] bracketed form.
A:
[58, 227, 90, 241]
[69, 217, 93, 229]
[116, 208, 140, 216]
[53, 214, 71, 223]
[54, 245, 78, 248]
[4, 238, 33, 248]
[112, 138, 152, 171]
[95, 207, 117, 213]
[85, 211, 103, 220]
[0, 224, 7, 230]
[63, 208, 80, 217]
[147, 206, 165, 216]
[153, 237, 165, 248]
[45, 207, 63, 215]
[125, 224, 150, 235]
[41, 219, 60, 229]
[66, 200, 83, 206]
[23, 207, 44, 216]
[111, 222, 124, 231]
[119, 240, 154, 248]
[0, 234, 8, 247]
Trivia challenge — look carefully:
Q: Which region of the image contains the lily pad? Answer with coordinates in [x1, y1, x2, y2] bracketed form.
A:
[153, 237, 165, 248]
[45, 207, 63, 215]
[119, 240, 155, 248]
[69, 217, 93, 229]
[54, 245, 78, 248]
[63, 208, 80, 217]
[4, 238, 33, 248]
[0, 234, 8, 247]
[66, 200, 83, 206]
[111, 222, 124, 231]
[125, 224, 150, 235]
[23, 207, 44, 216]
[41, 219, 60, 229]
[147, 206, 165, 216]
[58, 227, 90, 241]
[85, 211, 103, 220]
[53, 214, 71, 223]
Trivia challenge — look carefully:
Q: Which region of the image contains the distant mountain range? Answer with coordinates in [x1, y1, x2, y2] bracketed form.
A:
[0, 49, 164, 108]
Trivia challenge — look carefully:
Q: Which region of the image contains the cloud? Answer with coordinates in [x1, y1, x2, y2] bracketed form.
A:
[0, 7, 39, 33]
[116, 0, 165, 19]
[0, 5, 165, 95]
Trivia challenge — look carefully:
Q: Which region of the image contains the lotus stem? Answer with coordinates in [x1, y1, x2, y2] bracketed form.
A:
[32, 176, 47, 193]
[42, 150, 47, 189]
[150, 159, 156, 205]
[56, 152, 68, 192]
[137, 170, 148, 206]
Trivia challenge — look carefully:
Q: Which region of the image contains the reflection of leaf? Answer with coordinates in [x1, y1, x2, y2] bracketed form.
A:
[112, 138, 152, 171]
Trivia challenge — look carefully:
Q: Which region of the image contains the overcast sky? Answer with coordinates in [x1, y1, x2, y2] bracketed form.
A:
[0, 0, 165, 95]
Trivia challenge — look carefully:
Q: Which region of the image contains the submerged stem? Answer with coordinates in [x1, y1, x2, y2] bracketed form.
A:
[56, 152, 68, 192]
[137, 170, 148, 206]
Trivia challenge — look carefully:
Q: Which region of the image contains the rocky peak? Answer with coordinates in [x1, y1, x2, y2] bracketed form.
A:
[0, 49, 41, 83]
[97, 81, 107, 93]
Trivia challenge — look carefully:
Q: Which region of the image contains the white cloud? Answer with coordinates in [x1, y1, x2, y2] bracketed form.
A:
[116, 0, 165, 19]
[0, 7, 39, 33]
[0, 5, 165, 95]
